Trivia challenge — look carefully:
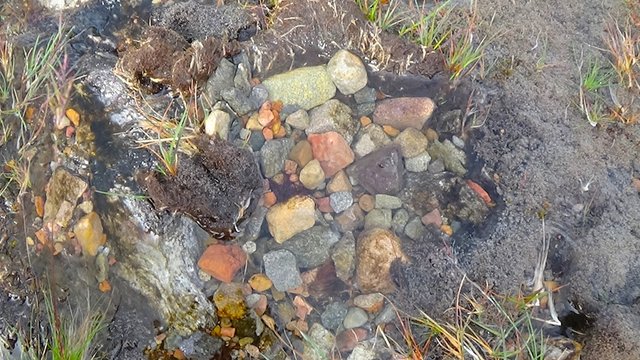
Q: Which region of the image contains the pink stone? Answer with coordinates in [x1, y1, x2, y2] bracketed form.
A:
[307, 132, 354, 177]
[373, 97, 436, 130]
[336, 328, 369, 352]
[198, 244, 247, 283]
[421, 208, 442, 227]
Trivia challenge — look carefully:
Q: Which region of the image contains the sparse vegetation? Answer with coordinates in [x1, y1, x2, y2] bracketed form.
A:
[357, 0, 495, 81]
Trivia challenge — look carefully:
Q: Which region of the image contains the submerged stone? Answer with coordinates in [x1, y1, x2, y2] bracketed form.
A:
[307, 99, 359, 144]
[262, 65, 336, 110]
[266, 196, 316, 243]
[278, 226, 340, 268]
[264, 249, 302, 291]
[356, 228, 405, 294]
[348, 145, 405, 195]
[308, 131, 355, 177]
[327, 49, 368, 95]
[373, 97, 436, 130]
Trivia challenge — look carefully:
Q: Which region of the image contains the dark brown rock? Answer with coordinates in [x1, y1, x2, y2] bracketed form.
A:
[348, 145, 405, 195]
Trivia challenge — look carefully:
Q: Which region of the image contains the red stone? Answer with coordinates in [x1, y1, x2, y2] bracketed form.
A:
[307, 132, 354, 177]
[421, 208, 442, 227]
[373, 97, 435, 130]
[336, 328, 369, 352]
[198, 244, 247, 283]
[316, 197, 333, 213]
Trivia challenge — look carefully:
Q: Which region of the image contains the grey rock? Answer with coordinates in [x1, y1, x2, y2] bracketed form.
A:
[404, 217, 426, 240]
[249, 131, 266, 152]
[392, 208, 410, 235]
[205, 58, 235, 102]
[353, 124, 392, 157]
[262, 65, 336, 110]
[353, 133, 376, 158]
[374, 303, 396, 325]
[405, 151, 432, 173]
[452, 135, 465, 149]
[327, 49, 368, 95]
[178, 332, 223, 360]
[279, 226, 340, 268]
[399, 172, 458, 216]
[364, 208, 392, 230]
[249, 84, 269, 108]
[356, 102, 376, 117]
[331, 232, 356, 282]
[264, 250, 302, 291]
[343, 307, 369, 329]
[307, 99, 359, 144]
[285, 109, 310, 130]
[221, 87, 255, 116]
[354, 86, 377, 104]
[375, 194, 403, 209]
[330, 191, 354, 213]
[234, 62, 252, 96]
[321, 302, 348, 331]
[348, 145, 405, 195]
[428, 158, 445, 174]
[428, 139, 467, 176]
[260, 138, 294, 178]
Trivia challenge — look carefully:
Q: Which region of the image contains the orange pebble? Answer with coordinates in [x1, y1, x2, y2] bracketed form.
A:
[262, 127, 274, 140]
[34, 196, 45, 218]
[360, 116, 372, 126]
[99, 280, 112, 292]
[383, 125, 400, 137]
[220, 327, 236, 338]
[263, 191, 277, 207]
[440, 224, 453, 236]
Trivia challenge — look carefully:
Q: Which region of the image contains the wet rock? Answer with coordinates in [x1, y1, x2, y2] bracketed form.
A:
[452, 135, 465, 149]
[304, 323, 335, 360]
[364, 209, 392, 230]
[374, 303, 396, 325]
[308, 131, 355, 177]
[262, 65, 336, 110]
[285, 109, 310, 130]
[299, 159, 325, 190]
[428, 139, 467, 176]
[355, 102, 375, 117]
[404, 217, 426, 240]
[289, 139, 313, 168]
[348, 146, 405, 195]
[141, 137, 260, 235]
[234, 62, 252, 96]
[394, 128, 428, 158]
[205, 58, 236, 102]
[373, 97, 435, 130]
[330, 191, 354, 213]
[335, 204, 365, 232]
[279, 226, 340, 268]
[264, 249, 302, 291]
[73, 212, 107, 256]
[448, 183, 490, 224]
[44, 167, 88, 228]
[198, 244, 247, 282]
[321, 301, 348, 331]
[399, 172, 458, 216]
[260, 138, 294, 178]
[214, 283, 246, 319]
[421, 208, 442, 227]
[375, 194, 402, 209]
[307, 99, 358, 144]
[354, 86, 377, 104]
[222, 87, 255, 116]
[353, 124, 391, 158]
[336, 328, 368, 352]
[327, 49, 368, 95]
[405, 151, 431, 173]
[356, 228, 404, 293]
[204, 109, 231, 140]
[327, 170, 352, 193]
[178, 332, 223, 360]
[427, 158, 445, 173]
[331, 232, 356, 282]
[343, 307, 369, 329]
[347, 344, 377, 360]
[354, 293, 385, 313]
[391, 208, 409, 234]
[266, 196, 316, 243]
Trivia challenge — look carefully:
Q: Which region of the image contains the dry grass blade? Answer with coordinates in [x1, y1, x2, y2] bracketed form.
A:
[603, 18, 639, 91]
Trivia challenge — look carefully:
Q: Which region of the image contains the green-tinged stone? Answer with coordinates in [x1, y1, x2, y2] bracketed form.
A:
[262, 65, 336, 110]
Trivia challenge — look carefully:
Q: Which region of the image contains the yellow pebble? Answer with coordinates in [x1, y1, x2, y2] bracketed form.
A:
[65, 108, 81, 127]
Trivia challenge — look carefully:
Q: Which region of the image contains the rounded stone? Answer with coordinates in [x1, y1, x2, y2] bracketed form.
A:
[329, 191, 354, 213]
[343, 307, 369, 329]
[326, 49, 368, 95]
[263, 250, 302, 291]
[299, 159, 326, 190]
[266, 196, 316, 243]
[356, 228, 405, 293]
